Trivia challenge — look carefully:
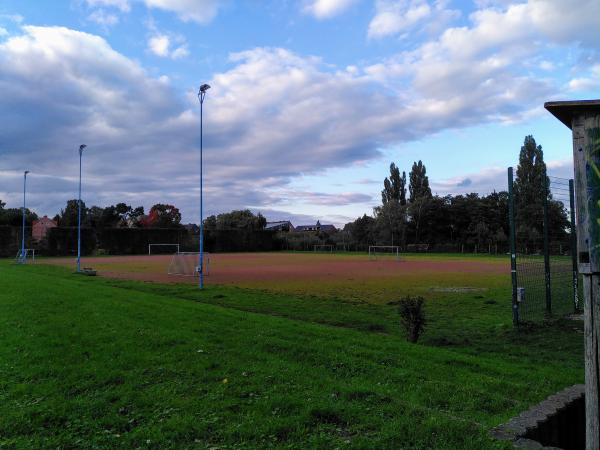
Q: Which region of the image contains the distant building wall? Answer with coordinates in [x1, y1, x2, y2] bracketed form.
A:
[32, 216, 57, 241]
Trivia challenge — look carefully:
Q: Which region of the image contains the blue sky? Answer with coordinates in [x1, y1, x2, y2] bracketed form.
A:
[1, 0, 599, 226]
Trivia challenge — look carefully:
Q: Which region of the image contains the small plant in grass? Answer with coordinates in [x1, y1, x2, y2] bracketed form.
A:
[398, 295, 426, 343]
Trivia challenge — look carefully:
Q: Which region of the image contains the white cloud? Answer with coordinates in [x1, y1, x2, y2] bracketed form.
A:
[84, 0, 224, 24]
[143, 0, 223, 24]
[368, 0, 430, 39]
[85, 0, 131, 12]
[88, 9, 120, 27]
[171, 45, 189, 59]
[148, 34, 170, 56]
[368, 0, 460, 39]
[303, 0, 358, 19]
[568, 77, 600, 93]
[0, 28, 398, 220]
[361, 0, 600, 126]
[539, 60, 554, 71]
[0, 27, 8, 37]
[147, 32, 189, 59]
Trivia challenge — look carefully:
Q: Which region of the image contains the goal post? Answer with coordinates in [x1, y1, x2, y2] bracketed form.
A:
[15, 249, 36, 264]
[148, 243, 180, 255]
[313, 244, 334, 252]
[368, 245, 401, 261]
[168, 252, 210, 277]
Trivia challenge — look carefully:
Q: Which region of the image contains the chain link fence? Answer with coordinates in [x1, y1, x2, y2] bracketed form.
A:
[508, 168, 579, 324]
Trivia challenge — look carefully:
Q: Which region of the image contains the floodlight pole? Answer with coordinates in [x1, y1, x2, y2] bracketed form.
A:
[77, 144, 87, 273]
[198, 83, 210, 289]
[21, 170, 29, 260]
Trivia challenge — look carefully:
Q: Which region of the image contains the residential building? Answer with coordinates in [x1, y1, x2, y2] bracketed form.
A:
[32, 215, 57, 241]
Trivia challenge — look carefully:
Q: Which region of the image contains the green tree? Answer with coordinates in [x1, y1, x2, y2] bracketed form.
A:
[59, 199, 86, 227]
[0, 208, 37, 226]
[344, 214, 376, 248]
[144, 204, 182, 228]
[213, 210, 266, 230]
[374, 201, 407, 246]
[203, 215, 217, 230]
[409, 160, 431, 203]
[87, 206, 105, 228]
[514, 135, 548, 235]
[381, 163, 407, 205]
[129, 206, 145, 227]
[407, 161, 433, 243]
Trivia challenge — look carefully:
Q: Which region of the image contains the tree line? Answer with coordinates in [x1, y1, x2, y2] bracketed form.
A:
[0, 200, 182, 229]
[342, 135, 571, 253]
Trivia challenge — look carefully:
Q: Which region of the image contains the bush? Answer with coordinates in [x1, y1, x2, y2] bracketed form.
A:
[398, 296, 426, 343]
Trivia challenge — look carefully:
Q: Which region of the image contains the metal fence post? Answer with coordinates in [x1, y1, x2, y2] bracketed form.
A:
[569, 178, 579, 311]
[543, 168, 552, 315]
[508, 167, 519, 326]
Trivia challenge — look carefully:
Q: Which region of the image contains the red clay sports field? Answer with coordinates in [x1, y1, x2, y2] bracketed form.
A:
[43, 252, 508, 303]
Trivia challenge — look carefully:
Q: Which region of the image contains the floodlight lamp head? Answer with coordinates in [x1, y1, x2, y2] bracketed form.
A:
[199, 84, 211, 93]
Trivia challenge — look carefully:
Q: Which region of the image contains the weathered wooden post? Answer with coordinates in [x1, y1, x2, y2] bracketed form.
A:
[545, 99, 600, 449]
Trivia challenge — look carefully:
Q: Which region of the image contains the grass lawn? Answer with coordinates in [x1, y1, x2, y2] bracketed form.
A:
[0, 260, 583, 449]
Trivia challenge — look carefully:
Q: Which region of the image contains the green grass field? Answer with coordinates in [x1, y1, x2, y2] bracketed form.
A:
[0, 257, 583, 449]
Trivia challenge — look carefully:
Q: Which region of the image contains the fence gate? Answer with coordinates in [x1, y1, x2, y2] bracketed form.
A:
[508, 167, 579, 324]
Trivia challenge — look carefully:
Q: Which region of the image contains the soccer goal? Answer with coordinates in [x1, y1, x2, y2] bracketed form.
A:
[369, 245, 401, 261]
[148, 243, 180, 255]
[313, 244, 334, 252]
[15, 249, 36, 264]
[168, 252, 210, 277]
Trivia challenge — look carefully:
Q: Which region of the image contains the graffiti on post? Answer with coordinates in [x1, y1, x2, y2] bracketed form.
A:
[586, 126, 600, 261]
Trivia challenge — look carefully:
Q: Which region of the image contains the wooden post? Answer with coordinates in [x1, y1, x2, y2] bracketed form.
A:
[570, 179, 580, 311]
[546, 100, 600, 450]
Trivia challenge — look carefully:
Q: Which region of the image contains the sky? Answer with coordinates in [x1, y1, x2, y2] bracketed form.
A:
[0, 0, 599, 227]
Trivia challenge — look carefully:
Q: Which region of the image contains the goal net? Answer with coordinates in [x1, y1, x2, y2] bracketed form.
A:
[168, 252, 210, 277]
[313, 244, 334, 252]
[369, 246, 400, 261]
[148, 243, 180, 255]
[15, 249, 36, 264]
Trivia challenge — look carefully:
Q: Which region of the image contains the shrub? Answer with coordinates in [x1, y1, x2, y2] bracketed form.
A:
[398, 296, 426, 343]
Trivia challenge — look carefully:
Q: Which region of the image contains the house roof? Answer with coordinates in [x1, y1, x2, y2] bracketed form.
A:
[295, 222, 336, 231]
[33, 216, 57, 226]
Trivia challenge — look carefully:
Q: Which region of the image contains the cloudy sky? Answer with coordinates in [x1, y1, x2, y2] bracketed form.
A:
[0, 0, 598, 226]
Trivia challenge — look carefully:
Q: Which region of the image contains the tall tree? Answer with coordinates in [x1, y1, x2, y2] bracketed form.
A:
[409, 160, 431, 203]
[381, 163, 406, 205]
[59, 199, 86, 227]
[408, 160, 432, 242]
[514, 135, 549, 236]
